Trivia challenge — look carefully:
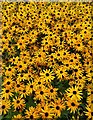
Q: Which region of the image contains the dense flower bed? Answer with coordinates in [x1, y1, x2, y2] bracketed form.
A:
[1, 2, 93, 120]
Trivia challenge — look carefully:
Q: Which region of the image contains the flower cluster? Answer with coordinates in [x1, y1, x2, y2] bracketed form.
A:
[1, 2, 93, 120]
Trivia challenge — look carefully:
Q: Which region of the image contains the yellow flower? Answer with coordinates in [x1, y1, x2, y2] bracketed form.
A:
[40, 103, 54, 119]
[34, 85, 48, 101]
[40, 69, 55, 83]
[51, 98, 65, 117]
[55, 65, 67, 80]
[2, 88, 13, 99]
[19, 87, 29, 98]
[26, 81, 36, 95]
[5, 66, 15, 77]
[15, 61, 27, 72]
[66, 98, 80, 113]
[20, 51, 30, 60]
[12, 97, 25, 111]
[9, 56, 19, 65]
[1, 99, 11, 115]
[47, 85, 58, 99]
[12, 114, 23, 120]
[34, 76, 46, 89]
[66, 86, 82, 101]
[85, 105, 92, 119]
[16, 38, 26, 50]
[25, 106, 40, 119]
[14, 80, 24, 93]
[2, 77, 14, 89]
[34, 49, 47, 65]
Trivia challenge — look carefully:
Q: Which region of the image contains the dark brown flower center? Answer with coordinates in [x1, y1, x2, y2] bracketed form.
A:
[60, 71, 63, 73]
[38, 55, 41, 57]
[45, 112, 48, 117]
[73, 91, 77, 94]
[71, 102, 75, 106]
[56, 106, 60, 110]
[2, 105, 5, 109]
[7, 81, 10, 85]
[30, 115, 33, 119]
[17, 84, 20, 87]
[17, 100, 20, 103]
[8, 68, 11, 71]
[46, 73, 49, 76]
[19, 65, 22, 68]
[20, 43, 22, 45]
[30, 85, 33, 88]
[6, 90, 9, 93]
[40, 91, 44, 95]
[50, 89, 53, 93]
[23, 90, 26, 93]
[38, 82, 41, 84]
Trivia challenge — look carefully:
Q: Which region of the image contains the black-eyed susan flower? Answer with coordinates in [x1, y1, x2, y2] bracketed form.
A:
[12, 97, 25, 111]
[47, 85, 58, 99]
[2, 87, 13, 99]
[14, 81, 24, 93]
[12, 114, 23, 120]
[2, 77, 14, 89]
[15, 61, 27, 72]
[55, 65, 67, 80]
[1, 99, 11, 115]
[66, 98, 80, 113]
[51, 98, 65, 117]
[4, 66, 15, 77]
[25, 106, 40, 119]
[34, 85, 48, 101]
[34, 76, 46, 89]
[85, 105, 92, 119]
[40, 69, 55, 83]
[66, 86, 82, 101]
[26, 81, 36, 95]
[40, 103, 54, 119]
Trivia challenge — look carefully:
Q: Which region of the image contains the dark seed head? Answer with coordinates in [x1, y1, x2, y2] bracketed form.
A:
[38, 82, 41, 84]
[38, 55, 41, 57]
[45, 112, 48, 117]
[6, 90, 9, 93]
[30, 85, 33, 88]
[19, 65, 22, 68]
[40, 91, 44, 95]
[17, 100, 20, 103]
[7, 81, 10, 85]
[46, 73, 49, 76]
[71, 102, 75, 106]
[8, 68, 11, 71]
[17, 84, 20, 87]
[50, 89, 53, 93]
[23, 90, 26, 93]
[30, 115, 33, 119]
[2, 105, 5, 109]
[73, 91, 77, 94]
[74, 69, 78, 72]
[91, 112, 93, 116]
[56, 106, 60, 110]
